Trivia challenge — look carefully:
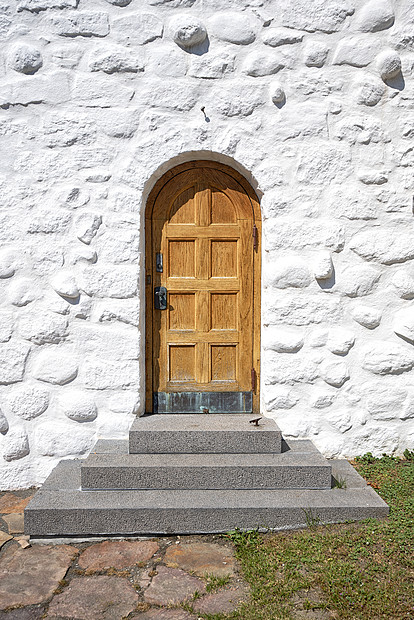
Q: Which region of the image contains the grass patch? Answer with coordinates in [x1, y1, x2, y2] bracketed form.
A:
[222, 455, 414, 619]
[205, 573, 232, 593]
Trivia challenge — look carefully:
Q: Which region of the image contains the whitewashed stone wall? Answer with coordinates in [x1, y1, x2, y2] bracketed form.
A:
[0, 0, 413, 489]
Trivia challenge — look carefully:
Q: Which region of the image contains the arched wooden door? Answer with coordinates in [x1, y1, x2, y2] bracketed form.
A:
[145, 161, 261, 414]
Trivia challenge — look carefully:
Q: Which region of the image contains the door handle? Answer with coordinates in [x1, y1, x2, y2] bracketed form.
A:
[154, 286, 167, 310]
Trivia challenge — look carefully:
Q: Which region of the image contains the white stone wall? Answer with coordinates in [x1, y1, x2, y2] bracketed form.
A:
[0, 0, 413, 488]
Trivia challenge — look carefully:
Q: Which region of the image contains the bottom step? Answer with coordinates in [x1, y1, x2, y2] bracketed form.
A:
[25, 460, 388, 538]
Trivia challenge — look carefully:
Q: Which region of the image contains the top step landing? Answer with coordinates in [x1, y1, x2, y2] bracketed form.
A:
[129, 414, 282, 454]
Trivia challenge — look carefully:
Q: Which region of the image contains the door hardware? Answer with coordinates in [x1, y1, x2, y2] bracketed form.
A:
[156, 253, 163, 273]
[154, 286, 167, 310]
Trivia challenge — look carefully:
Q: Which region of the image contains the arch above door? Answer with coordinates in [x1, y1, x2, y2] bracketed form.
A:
[145, 160, 261, 414]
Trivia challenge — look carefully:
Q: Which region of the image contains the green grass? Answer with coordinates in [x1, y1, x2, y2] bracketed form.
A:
[219, 454, 414, 620]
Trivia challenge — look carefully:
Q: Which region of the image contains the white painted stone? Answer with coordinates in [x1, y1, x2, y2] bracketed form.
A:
[18, 311, 68, 345]
[208, 12, 257, 45]
[9, 43, 43, 74]
[355, 0, 394, 33]
[189, 51, 235, 79]
[112, 13, 163, 46]
[106, 0, 131, 5]
[0, 343, 31, 385]
[269, 257, 311, 289]
[265, 353, 319, 385]
[350, 229, 414, 265]
[108, 392, 140, 415]
[35, 420, 95, 457]
[355, 75, 385, 106]
[279, 0, 354, 33]
[75, 213, 102, 244]
[303, 41, 329, 67]
[296, 146, 352, 184]
[377, 49, 401, 80]
[313, 251, 333, 280]
[365, 384, 407, 421]
[391, 270, 414, 300]
[333, 37, 381, 68]
[71, 323, 140, 361]
[72, 76, 134, 107]
[266, 385, 299, 410]
[79, 265, 138, 299]
[264, 327, 304, 353]
[50, 271, 79, 299]
[33, 350, 78, 385]
[57, 186, 90, 209]
[17, 0, 78, 10]
[79, 358, 140, 389]
[0, 250, 16, 279]
[320, 359, 350, 387]
[262, 27, 303, 47]
[308, 328, 328, 348]
[351, 305, 382, 329]
[357, 170, 388, 185]
[332, 115, 388, 145]
[327, 328, 355, 355]
[2, 427, 29, 462]
[48, 12, 110, 37]
[0, 73, 71, 107]
[393, 307, 414, 343]
[268, 295, 341, 326]
[147, 44, 188, 78]
[169, 14, 207, 48]
[89, 48, 145, 74]
[210, 81, 265, 117]
[270, 82, 285, 104]
[0, 312, 14, 343]
[5, 384, 50, 420]
[361, 342, 414, 375]
[242, 51, 285, 77]
[338, 265, 381, 297]
[93, 299, 140, 328]
[266, 220, 345, 252]
[326, 409, 352, 432]
[67, 246, 97, 265]
[59, 390, 98, 423]
[309, 389, 336, 409]
[0, 410, 9, 435]
[27, 210, 71, 235]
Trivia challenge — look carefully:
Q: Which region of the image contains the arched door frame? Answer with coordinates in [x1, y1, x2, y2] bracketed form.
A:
[144, 160, 262, 414]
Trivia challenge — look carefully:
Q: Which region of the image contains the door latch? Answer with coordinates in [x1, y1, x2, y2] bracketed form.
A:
[154, 286, 167, 310]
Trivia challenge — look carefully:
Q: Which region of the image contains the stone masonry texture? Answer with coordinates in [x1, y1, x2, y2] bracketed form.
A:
[0, 0, 413, 488]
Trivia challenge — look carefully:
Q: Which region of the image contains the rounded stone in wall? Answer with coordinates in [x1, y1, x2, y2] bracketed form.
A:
[33, 350, 78, 385]
[170, 15, 207, 48]
[5, 384, 50, 421]
[60, 390, 98, 423]
[270, 81, 285, 104]
[0, 249, 16, 279]
[351, 305, 382, 329]
[9, 43, 43, 75]
[208, 12, 256, 45]
[377, 49, 401, 80]
[106, 0, 132, 5]
[355, 75, 385, 106]
[320, 359, 350, 388]
[2, 427, 29, 462]
[0, 409, 9, 435]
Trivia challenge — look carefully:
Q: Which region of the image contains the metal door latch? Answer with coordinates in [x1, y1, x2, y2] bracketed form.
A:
[249, 417, 262, 427]
[154, 286, 167, 310]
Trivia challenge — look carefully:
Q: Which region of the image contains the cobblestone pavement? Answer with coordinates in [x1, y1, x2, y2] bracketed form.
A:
[0, 489, 249, 619]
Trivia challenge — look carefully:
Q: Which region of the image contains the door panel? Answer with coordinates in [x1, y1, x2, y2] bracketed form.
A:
[146, 162, 260, 413]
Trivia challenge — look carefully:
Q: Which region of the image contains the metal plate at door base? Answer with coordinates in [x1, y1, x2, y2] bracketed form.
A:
[153, 392, 253, 414]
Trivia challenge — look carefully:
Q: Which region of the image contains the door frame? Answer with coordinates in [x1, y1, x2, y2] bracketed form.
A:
[144, 160, 262, 414]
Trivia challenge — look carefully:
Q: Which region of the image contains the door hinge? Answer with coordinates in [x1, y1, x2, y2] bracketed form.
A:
[251, 368, 256, 392]
[253, 225, 258, 251]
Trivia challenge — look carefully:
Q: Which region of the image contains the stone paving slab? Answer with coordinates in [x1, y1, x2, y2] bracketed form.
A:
[46, 575, 139, 620]
[3, 513, 24, 535]
[78, 540, 159, 573]
[0, 494, 33, 515]
[131, 610, 196, 619]
[0, 545, 77, 610]
[0, 609, 45, 619]
[192, 585, 249, 614]
[0, 531, 12, 549]
[164, 541, 236, 576]
[143, 565, 206, 606]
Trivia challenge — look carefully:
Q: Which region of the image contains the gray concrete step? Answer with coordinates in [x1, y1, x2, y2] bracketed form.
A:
[128, 414, 282, 454]
[25, 459, 389, 538]
[80, 450, 332, 491]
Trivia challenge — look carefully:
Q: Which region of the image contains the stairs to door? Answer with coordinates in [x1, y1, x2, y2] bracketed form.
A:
[24, 415, 388, 538]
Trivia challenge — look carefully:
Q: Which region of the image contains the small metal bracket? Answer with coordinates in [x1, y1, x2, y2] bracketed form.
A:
[156, 253, 163, 273]
[249, 417, 262, 427]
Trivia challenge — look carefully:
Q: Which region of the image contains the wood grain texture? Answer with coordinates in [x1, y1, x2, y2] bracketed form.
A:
[145, 161, 261, 412]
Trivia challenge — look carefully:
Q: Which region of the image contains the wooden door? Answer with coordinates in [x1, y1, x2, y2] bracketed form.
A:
[145, 162, 260, 414]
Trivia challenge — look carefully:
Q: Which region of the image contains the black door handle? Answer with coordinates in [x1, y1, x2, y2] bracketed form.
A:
[154, 286, 167, 310]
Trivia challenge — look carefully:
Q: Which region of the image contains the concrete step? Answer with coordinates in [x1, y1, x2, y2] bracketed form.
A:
[81, 445, 332, 491]
[25, 459, 388, 538]
[128, 414, 282, 454]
